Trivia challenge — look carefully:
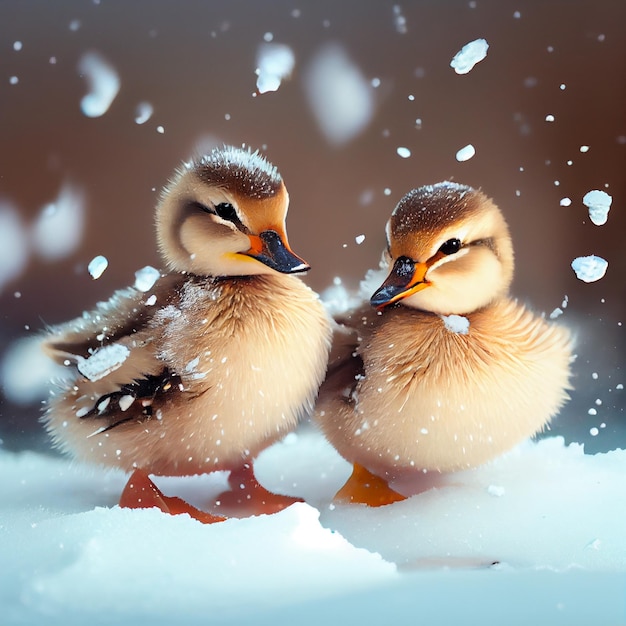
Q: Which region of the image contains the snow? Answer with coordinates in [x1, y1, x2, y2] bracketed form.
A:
[31, 183, 85, 261]
[303, 43, 375, 145]
[134, 101, 154, 124]
[133, 265, 160, 291]
[560, 197, 572, 207]
[450, 38, 489, 74]
[441, 314, 470, 334]
[76, 344, 131, 382]
[455, 143, 476, 162]
[396, 146, 411, 158]
[0, 430, 625, 625]
[571, 255, 608, 283]
[255, 42, 295, 94]
[87, 255, 108, 279]
[77, 51, 120, 118]
[582, 190, 612, 226]
[0, 336, 67, 405]
[0, 201, 29, 293]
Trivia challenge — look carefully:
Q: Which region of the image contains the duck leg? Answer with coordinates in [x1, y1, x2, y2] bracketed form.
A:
[119, 469, 226, 524]
[334, 463, 406, 507]
[214, 463, 303, 517]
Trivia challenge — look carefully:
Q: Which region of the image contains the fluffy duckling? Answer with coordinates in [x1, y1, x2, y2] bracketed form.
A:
[316, 182, 572, 506]
[43, 146, 332, 522]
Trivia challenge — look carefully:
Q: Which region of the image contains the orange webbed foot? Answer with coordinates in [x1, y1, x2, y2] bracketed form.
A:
[214, 463, 303, 517]
[334, 463, 407, 507]
[119, 469, 226, 524]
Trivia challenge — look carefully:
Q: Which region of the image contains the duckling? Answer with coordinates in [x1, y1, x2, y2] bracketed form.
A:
[316, 182, 573, 506]
[43, 146, 332, 522]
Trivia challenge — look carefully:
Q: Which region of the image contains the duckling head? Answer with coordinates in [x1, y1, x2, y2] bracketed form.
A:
[371, 182, 514, 315]
[156, 146, 309, 277]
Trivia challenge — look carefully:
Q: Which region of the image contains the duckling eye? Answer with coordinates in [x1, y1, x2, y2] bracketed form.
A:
[214, 203, 238, 223]
[438, 238, 462, 255]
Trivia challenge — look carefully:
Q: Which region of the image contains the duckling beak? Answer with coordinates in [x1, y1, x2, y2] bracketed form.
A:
[370, 256, 429, 308]
[245, 230, 310, 274]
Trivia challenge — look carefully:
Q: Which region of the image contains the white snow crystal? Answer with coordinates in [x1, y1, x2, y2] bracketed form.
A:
[583, 190, 612, 226]
[118, 395, 135, 411]
[77, 344, 130, 382]
[396, 147, 411, 158]
[134, 265, 160, 292]
[455, 144, 476, 162]
[31, 183, 85, 261]
[255, 42, 295, 94]
[78, 51, 120, 118]
[559, 197, 572, 207]
[450, 38, 489, 74]
[441, 314, 470, 334]
[545, 114, 555, 122]
[134, 101, 154, 124]
[0, 202, 28, 293]
[571, 255, 608, 283]
[88, 255, 108, 279]
[303, 42, 374, 146]
[549, 308, 563, 319]
[355, 234, 366, 245]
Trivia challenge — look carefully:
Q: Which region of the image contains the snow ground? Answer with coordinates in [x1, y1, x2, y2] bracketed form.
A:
[1, 427, 625, 625]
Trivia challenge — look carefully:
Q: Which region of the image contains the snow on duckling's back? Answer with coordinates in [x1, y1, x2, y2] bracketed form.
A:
[316, 182, 572, 505]
[42, 145, 332, 520]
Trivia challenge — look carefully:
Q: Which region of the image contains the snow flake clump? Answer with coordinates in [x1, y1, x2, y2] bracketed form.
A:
[583, 190, 612, 226]
[441, 314, 470, 334]
[455, 144, 475, 162]
[450, 38, 489, 74]
[255, 42, 295, 94]
[77, 51, 120, 118]
[134, 101, 154, 125]
[571, 255, 608, 283]
[0, 202, 28, 294]
[77, 344, 130, 382]
[134, 266, 161, 292]
[31, 183, 85, 261]
[396, 147, 411, 159]
[303, 42, 374, 146]
[88, 255, 108, 279]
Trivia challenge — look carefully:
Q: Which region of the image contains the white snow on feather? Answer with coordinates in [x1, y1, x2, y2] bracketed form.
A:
[583, 190, 612, 226]
[76, 344, 130, 382]
[134, 101, 154, 124]
[571, 255, 608, 283]
[31, 183, 85, 261]
[0, 202, 29, 293]
[78, 51, 120, 117]
[303, 43, 374, 146]
[88, 255, 108, 279]
[455, 144, 476, 162]
[134, 266, 160, 292]
[450, 38, 489, 74]
[441, 314, 470, 334]
[255, 42, 295, 94]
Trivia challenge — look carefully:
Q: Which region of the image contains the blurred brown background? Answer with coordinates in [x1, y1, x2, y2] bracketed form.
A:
[0, 0, 624, 453]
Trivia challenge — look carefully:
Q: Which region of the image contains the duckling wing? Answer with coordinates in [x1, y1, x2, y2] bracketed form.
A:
[42, 274, 182, 365]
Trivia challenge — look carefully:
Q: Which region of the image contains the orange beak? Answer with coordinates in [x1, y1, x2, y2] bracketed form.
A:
[244, 230, 310, 274]
[370, 256, 430, 309]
